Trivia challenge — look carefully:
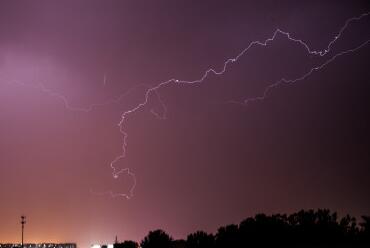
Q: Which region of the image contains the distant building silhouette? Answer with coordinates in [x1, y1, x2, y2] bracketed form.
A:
[0, 244, 76, 248]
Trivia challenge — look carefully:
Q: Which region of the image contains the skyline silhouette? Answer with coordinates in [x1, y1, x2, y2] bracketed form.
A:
[84, 209, 370, 247]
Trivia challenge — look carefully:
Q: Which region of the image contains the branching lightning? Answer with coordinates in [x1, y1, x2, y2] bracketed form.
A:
[2, 11, 369, 199]
[1, 78, 150, 112]
[107, 11, 370, 199]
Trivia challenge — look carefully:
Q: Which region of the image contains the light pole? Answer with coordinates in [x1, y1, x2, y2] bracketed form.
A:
[21, 215, 26, 248]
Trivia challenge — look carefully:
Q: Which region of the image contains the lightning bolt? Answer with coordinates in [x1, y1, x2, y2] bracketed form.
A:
[1, 11, 369, 199]
[107, 11, 370, 198]
[235, 39, 370, 106]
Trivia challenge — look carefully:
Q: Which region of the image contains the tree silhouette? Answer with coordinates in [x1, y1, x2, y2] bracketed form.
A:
[215, 224, 240, 248]
[140, 229, 173, 248]
[114, 240, 138, 248]
[338, 214, 358, 244]
[105, 209, 370, 248]
[186, 231, 215, 248]
[360, 215, 370, 243]
[171, 239, 186, 248]
[239, 213, 290, 246]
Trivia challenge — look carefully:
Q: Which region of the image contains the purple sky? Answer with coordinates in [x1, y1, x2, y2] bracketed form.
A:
[1, 1, 370, 247]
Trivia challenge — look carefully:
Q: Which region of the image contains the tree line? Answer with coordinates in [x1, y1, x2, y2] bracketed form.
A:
[112, 209, 370, 248]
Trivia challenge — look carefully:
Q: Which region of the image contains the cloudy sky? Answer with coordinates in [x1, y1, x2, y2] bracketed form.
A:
[0, 1, 369, 247]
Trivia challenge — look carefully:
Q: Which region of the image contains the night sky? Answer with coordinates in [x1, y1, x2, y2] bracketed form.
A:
[0, 1, 370, 247]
